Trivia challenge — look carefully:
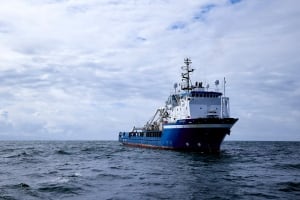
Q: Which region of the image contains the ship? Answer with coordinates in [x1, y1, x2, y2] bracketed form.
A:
[119, 58, 238, 153]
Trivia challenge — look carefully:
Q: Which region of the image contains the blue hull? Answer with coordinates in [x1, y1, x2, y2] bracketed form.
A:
[119, 118, 238, 153]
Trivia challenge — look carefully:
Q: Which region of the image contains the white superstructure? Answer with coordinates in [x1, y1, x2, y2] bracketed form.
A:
[142, 58, 232, 131]
[165, 58, 231, 123]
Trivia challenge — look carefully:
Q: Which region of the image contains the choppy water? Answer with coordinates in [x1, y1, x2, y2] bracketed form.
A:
[0, 141, 299, 200]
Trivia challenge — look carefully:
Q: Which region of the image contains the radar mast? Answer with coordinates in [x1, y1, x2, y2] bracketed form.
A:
[181, 58, 194, 92]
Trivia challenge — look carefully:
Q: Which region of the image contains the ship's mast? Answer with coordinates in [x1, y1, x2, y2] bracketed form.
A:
[223, 77, 226, 97]
[181, 58, 194, 92]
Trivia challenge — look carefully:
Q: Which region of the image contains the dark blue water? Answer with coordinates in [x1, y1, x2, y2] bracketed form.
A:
[0, 141, 299, 200]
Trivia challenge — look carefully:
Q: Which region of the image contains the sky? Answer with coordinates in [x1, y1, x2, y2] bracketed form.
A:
[0, 0, 299, 141]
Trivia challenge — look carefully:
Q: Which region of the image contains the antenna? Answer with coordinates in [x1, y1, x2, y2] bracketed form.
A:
[215, 80, 219, 92]
[215, 80, 219, 86]
[174, 83, 178, 93]
[206, 84, 209, 91]
[223, 77, 226, 96]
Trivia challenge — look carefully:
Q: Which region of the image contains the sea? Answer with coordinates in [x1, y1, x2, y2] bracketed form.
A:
[0, 141, 299, 200]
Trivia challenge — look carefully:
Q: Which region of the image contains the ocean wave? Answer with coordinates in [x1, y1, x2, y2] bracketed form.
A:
[37, 183, 83, 195]
[55, 150, 72, 155]
[278, 181, 300, 192]
[1, 141, 299, 200]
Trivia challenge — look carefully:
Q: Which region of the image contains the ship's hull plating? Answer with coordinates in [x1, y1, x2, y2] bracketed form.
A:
[119, 118, 238, 153]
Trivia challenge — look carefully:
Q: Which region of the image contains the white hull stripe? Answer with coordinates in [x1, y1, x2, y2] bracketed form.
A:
[163, 124, 233, 129]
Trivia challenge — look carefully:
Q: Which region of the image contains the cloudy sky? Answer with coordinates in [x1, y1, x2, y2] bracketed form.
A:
[0, 0, 299, 140]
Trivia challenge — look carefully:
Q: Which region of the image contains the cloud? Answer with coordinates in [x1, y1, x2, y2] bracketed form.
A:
[193, 4, 217, 21]
[0, 0, 299, 140]
[229, 0, 242, 4]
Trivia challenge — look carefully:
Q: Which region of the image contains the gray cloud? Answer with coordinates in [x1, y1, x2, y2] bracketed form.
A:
[0, 0, 299, 140]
